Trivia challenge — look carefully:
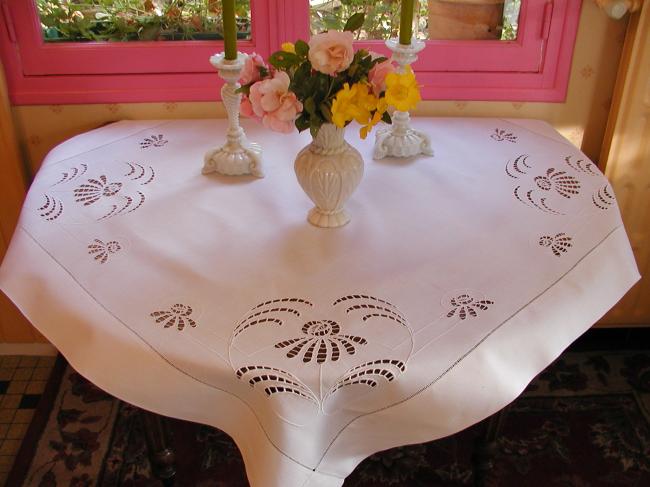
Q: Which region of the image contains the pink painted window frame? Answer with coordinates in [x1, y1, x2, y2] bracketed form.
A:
[0, 0, 581, 105]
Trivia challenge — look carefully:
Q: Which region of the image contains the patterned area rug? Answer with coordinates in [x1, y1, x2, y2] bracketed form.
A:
[11, 351, 650, 486]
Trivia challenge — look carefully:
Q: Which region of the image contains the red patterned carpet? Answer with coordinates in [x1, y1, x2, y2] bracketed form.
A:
[9, 347, 650, 487]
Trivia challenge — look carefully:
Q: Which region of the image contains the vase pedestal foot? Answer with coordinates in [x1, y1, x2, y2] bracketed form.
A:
[307, 208, 351, 228]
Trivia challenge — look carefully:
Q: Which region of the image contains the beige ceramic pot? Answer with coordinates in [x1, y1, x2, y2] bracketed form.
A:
[294, 124, 364, 228]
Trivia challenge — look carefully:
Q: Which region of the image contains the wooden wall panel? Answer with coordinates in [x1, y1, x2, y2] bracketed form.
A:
[0, 63, 44, 342]
[599, 1, 650, 326]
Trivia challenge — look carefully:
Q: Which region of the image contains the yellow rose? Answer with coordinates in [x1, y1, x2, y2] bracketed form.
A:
[385, 66, 421, 112]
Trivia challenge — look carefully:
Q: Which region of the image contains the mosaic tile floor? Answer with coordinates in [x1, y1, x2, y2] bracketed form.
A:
[0, 355, 55, 487]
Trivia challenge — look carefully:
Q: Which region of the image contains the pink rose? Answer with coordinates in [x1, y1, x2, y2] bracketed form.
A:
[308, 31, 355, 76]
[240, 52, 268, 85]
[249, 71, 303, 133]
[240, 95, 261, 121]
[368, 58, 395, 96]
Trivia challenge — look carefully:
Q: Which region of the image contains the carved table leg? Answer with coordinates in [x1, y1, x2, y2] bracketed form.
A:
[472, 407, 508, 487]
[142, 411, 176, 487]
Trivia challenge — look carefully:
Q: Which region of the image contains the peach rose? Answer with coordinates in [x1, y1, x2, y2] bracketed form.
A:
[308, 31, 355, 76]
[249, 71, 303, 133]
[240, 96, 261, 121]
[368, 58, 395, 96]
[240, 52, 268, 85]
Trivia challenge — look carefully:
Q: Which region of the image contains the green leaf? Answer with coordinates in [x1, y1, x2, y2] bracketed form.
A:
[295, 113, 310, 132]
[343, 12, 365, 32]
[304, 97, 317, 116]
[268, 51, 299, 70]
[319, 103, 333, 123]
[309, 115, 323, 138]
[139, 23, 160, 41]
[294, 39, 309, 58]
[382, 111, 392, 124]
[235, 84, 251, 96]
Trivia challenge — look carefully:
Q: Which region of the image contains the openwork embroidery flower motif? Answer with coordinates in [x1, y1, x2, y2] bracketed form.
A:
[38, 194, 64, 221]
[150, 304, 197, 331]
[232, 295, 411, 406]
[87, 239, 121, 264]
[74, 176, 123, 206]
[534, 168, 581, 199]
[275, 320, 367, 364]
[539, 233, 573, 257]
[140, 134, 168, 149]
[491, 128, 517, 142]
[447, 294, 494, 320]
[54, 163, 87, 186]
[592, 185, 615, 210]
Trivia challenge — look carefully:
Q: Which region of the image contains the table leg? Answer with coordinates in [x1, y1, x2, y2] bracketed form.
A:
[472, 407, 508, 487]
[142, 411, 176, 487]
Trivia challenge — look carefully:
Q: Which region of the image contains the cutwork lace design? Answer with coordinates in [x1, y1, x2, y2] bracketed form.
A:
[87, 239, 121, 264]
[506, 155, 582, 215]
[150, 304, 197, 331]
[539, 233, 573, 257]
[446, 294, 494, 320]
[140, 135, 168, 149]
[275, 320, 367, 364]
[491, 129, 518, 143]
[230, 295, 412, 409]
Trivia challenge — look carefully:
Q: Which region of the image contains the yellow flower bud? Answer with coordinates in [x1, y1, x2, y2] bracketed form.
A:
[281, 42, 296, 54]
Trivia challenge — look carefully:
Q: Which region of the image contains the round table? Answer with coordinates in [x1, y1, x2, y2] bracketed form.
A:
[0, 117, 639, 487]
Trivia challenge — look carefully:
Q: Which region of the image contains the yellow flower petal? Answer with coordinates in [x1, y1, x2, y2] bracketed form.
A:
[281, 42, 296, 54]
[385, 65, 421, 112]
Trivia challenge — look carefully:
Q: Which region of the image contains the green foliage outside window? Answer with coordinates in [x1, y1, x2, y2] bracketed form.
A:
[310, 0, 520, 41]
[37, 0, 251, 42]
[37, 0, 520, 43]
[310, 0, 428, 40]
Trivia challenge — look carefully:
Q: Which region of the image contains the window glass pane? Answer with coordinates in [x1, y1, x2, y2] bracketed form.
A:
[309, 0, 520, 41]
[37, 0, 251, 42]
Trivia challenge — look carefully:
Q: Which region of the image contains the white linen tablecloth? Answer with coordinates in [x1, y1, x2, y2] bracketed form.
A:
[0, 118, 639, 487]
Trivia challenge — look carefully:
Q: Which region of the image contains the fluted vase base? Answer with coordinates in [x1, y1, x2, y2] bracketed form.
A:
[307, 208, 351, 228]
[294, 124, 364, 229]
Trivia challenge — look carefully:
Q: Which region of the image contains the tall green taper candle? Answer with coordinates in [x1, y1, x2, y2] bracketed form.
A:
[223, 0, 237, 60]
[399, 0, 414, 45]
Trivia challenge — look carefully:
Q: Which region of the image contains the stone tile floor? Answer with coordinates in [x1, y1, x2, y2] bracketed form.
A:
[0, 355, 55, 486]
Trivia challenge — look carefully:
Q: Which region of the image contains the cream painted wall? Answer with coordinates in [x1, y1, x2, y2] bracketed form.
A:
[12, 1, 627, 178]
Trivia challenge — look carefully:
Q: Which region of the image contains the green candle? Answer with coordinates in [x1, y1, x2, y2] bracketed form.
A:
[399, 0, 414, 45]
[222, 0, 237, 60]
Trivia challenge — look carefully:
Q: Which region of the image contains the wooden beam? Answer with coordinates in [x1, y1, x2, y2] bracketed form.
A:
[598, 1, 650, 326]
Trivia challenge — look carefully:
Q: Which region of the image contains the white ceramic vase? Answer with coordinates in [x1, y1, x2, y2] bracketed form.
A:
[294, 124, 364, 228]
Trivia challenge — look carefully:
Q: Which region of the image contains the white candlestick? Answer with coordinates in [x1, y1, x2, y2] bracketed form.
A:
[203, 52, 264, 177]
[373, 38, 433, 160]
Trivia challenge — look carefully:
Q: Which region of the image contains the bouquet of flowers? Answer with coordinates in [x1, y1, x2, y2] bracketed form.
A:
[238, 13, 421, 140]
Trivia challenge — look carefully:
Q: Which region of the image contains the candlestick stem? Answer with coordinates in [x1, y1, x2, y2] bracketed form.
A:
[203, 52, 263, 178]
[373, 38, 433, 160]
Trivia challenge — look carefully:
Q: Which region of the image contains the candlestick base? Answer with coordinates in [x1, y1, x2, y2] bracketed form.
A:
[373, 38, 433, 160]
[373, 112, 433, 159]
[203, 52, 264, 178]
[203, 133, 263, 177]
